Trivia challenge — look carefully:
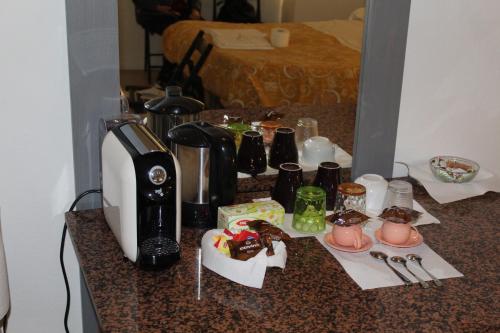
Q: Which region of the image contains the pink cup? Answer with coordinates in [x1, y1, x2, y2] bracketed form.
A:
[381, 221, 419, 245]
[332, 224, 363, 249]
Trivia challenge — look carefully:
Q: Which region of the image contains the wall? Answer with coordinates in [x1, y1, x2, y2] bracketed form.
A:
[0, 0, 81, 332]
[395, 0, 500, 175]
[66, 0, 121, 210]
[282, 0, 365, 22]
[119, 0, 284, 70]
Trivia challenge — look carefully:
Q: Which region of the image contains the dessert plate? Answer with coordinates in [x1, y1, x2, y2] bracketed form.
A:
[324, 233, 373, 253]
[374, 229, 424, 248]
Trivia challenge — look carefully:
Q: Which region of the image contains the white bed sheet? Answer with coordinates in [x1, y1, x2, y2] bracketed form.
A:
[304, 20, 364, 52]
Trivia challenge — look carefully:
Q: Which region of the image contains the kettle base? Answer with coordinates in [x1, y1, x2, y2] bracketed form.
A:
[182, 202, 214, 228]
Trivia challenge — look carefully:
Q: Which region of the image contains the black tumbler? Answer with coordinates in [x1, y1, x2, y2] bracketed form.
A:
[313, 161, 342, 210]
[271, 163, 303, 213]
[268, 127, 298, 169]
[237, 130, 267, 176]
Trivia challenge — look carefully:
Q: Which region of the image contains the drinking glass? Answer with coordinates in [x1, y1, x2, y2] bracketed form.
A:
[313, 162, 342, 211]
[260, 120, 282, 145]
[384, 180, 413, 209]
[227, 123, 252, 149]
[271, 163, 303, 213]
[268, 127, 298, 169]
[295, 117, 318, 150]
[292, 186, 326, 233]
[237, 131, 267, 176]
[334, 182, 366, 214]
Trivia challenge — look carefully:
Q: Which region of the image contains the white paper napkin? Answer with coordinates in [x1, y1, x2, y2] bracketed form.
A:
[317, 218, 463, 290]
[201, 229, 287, 289]
[409, 162, 500, 204]
[238, 145, 352, 179]
[205, 29, 274, 50]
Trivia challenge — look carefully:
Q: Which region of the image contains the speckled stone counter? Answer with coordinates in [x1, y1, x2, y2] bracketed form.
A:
[200, 104, 355, 192]
[67, 187, 500, 333]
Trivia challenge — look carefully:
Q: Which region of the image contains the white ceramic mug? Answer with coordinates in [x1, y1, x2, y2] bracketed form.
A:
[354, 174, 388, 214]
[302, 136, 335, 166]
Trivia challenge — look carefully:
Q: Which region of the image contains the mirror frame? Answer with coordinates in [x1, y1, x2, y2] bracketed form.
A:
[352, 0, 412, 179]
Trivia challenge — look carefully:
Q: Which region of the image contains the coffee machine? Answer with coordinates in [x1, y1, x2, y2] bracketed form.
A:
[168, 122, 237, 228]
[101, 123, 181, 269]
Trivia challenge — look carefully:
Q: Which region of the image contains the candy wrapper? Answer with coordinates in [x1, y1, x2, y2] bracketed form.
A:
[379, 206, 421, 224]
[328, 209, 370, 226]
[202, 229, 288, 289]
[213, 226, 288, 261]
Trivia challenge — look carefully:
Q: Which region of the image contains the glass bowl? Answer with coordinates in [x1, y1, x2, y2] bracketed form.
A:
[429, 156, 480, 183]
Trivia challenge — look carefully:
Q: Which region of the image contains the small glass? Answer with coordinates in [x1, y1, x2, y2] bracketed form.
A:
[292, 186, 326, 233]
[295, 117, 318, 150]
[313, 162, 342, 211]
[268, 127, 298, 169]
[271, 163, 303, 213]
[237, 130, 267, 176]
[260, 120, 282, 145]
[384, 180, 413, 209]
[334, 182, 366, 214]
[227, 123, 252, 148]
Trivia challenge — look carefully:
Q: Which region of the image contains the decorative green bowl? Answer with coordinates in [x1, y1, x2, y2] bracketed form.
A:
[429, 156, 479, 183]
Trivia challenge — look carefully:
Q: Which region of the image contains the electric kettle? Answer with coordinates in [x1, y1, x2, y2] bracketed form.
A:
[168, 121, 237, 228]
[145, 86, 204, 149]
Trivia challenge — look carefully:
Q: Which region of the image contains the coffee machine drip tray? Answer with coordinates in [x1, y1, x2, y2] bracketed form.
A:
[139, 236, 180, 269]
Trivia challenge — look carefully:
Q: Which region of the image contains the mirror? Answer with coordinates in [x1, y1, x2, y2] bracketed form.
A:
[117, 0, 366, 172]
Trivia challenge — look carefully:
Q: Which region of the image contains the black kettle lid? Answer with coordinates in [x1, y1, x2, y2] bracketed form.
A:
[168, 121, 233, 148]
[144, 86, 204, 115]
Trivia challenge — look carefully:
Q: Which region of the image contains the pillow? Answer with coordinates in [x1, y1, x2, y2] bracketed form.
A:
[348, 7, 365, 21]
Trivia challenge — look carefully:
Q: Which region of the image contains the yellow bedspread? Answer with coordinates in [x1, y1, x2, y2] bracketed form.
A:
[163, 21, 361, 108]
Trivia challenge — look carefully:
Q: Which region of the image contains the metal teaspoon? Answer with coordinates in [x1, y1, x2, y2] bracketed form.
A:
[406, 254, 443, 287]
[391, 256, 430, 289]
[369, 251, 412, 286]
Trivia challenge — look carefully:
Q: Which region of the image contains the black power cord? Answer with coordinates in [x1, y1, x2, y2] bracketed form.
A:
[60, 189, 102, 333]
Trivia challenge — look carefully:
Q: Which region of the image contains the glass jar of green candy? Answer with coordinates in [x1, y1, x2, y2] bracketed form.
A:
[292, 186, 326, 233]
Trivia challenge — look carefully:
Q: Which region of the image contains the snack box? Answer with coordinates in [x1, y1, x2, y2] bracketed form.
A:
[217, 200, 285, 232]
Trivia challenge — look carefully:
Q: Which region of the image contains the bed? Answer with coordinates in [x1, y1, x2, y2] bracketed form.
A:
[163, 20, 363, 108]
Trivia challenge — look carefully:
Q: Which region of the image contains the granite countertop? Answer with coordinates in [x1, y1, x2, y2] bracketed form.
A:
[200, 104, 355, 192]
[67, 187, 500, 332]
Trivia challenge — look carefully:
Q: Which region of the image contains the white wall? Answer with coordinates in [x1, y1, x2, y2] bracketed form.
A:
[395, 0, 500, 175]
[282, 0, 365, 22]
[0, 1, 81, 332]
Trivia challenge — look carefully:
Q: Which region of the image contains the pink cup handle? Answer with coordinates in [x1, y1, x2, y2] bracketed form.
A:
[410, 225, 420, 240]
[353, 230, 363, 249]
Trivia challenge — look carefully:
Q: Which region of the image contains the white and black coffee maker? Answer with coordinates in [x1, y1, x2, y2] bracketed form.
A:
[101, 123, 181, 269]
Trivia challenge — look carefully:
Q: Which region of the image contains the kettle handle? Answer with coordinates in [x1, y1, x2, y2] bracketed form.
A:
[207, 129, 237, 215]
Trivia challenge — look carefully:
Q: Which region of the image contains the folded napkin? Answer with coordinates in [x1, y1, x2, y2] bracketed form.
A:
[201, 229, 287, 289]
[409, 162, 500, 204]
[204, 29, 274, 50]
